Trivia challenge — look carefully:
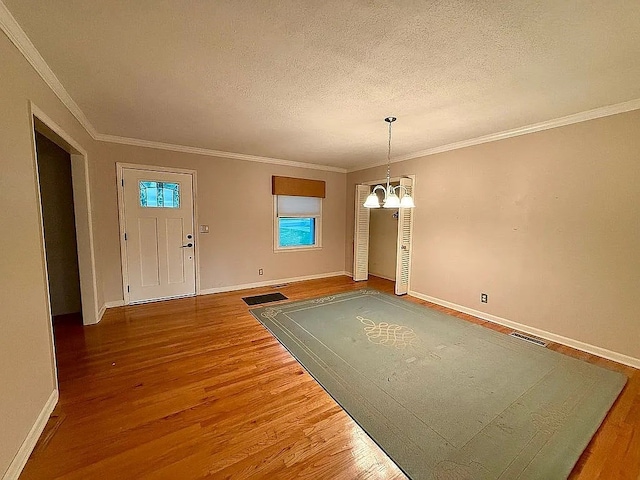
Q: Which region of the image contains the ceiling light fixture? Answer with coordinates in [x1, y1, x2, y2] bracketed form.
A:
[363, 117, 415, 209]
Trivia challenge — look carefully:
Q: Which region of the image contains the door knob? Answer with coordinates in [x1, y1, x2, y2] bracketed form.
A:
[181, 243, 193, 248]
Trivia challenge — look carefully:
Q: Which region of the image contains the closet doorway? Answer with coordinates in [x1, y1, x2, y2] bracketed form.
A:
[353, 176, 415, 295]
[369, 183, 400, 282]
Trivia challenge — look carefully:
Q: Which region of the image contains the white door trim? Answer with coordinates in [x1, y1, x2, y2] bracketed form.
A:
[116, 163, 199, 305]
[30, 102, 100, 332]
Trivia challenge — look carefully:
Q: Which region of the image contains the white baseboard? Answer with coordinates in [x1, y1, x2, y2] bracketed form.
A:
[3, 389, 58, 480]
[100, 273, 353, 311]
[409, 290, 640, 369]
[105, 300, 125, 308]
[199, 271, 350, 296]
[369, 273, 396, 282]
[96, 300, 125, 322]
[96, 304, 106, 323]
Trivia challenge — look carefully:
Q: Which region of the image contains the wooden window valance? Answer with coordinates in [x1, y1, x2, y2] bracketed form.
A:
[271, 176, 326, 198]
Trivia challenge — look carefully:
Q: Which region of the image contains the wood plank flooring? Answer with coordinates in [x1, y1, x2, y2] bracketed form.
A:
[20, 276, 640, 479]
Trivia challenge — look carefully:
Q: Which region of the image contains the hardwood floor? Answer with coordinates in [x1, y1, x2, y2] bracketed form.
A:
[21, 276, 639, 479]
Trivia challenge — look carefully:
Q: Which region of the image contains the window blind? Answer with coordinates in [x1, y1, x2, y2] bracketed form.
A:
[277, 195, 321, 217]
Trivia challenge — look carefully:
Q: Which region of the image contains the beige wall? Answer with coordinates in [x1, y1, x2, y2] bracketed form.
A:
[35, 133, 82, 316]
[92, 143, 347, 303]
[369, 208, 397, 280]
[0, 31, 100, 476]
[347, 110, 640, 361]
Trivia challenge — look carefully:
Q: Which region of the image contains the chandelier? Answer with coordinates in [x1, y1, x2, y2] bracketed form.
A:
[363, 117, 415, 209]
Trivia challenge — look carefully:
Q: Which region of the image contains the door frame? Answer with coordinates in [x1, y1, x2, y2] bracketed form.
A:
[116, 163, 199, 305]
[355, 174, 416, 293]
[30, 102, 100, 328]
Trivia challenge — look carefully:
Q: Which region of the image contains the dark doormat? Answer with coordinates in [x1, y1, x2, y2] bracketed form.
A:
[242, 292, 288, 306]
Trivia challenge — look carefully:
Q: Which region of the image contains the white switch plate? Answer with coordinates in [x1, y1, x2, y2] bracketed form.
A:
[199, 225, 210, 233]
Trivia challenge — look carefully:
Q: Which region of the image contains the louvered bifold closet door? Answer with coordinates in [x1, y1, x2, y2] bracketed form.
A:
[353, 185, 371, 281]
[395, 177, 414, 295]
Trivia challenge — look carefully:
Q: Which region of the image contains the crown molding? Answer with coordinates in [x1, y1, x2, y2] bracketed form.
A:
[347, 98, 640, 173]
[0, 0, 98, 138]
[108, 96, 639, 176]
[96, 133, 347, 173]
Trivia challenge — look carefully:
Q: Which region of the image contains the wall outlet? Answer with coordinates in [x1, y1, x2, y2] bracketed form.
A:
[259, 268, 263, 276]
[481, 293, 488, 303]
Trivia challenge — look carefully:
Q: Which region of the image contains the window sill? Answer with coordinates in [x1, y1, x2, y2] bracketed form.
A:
[274, 246, 323, 253]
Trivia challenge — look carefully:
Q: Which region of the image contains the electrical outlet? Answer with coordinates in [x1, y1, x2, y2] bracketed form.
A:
[259, 268, 263, 276]
[481, 293, 488, 303]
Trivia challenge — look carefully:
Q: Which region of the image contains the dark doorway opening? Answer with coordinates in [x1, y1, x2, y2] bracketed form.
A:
[35, 132, 83, 325]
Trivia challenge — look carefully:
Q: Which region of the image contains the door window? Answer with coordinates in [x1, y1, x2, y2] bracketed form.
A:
[139, 181, 180, 208]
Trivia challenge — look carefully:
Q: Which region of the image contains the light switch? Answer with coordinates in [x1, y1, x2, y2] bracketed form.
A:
[199, 225, 210, 234]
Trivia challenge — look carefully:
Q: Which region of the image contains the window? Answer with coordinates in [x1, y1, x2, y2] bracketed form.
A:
[274, 195, 322, 251]
[139, 181, 180, 208]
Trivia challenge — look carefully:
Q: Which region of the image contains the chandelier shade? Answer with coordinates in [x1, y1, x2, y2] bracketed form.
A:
[383, 191, 400, 208]
[363, 192, 383, 208]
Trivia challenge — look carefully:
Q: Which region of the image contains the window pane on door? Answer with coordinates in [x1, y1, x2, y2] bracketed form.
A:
[139, 181, 180, 208]
[278, 218, 315, 247]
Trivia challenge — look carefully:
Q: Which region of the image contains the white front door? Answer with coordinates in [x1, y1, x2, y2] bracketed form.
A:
[121, 167, 196, 303]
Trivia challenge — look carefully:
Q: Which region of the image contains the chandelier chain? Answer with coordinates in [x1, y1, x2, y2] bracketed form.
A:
[387, 119, 392, 187]
[362, 116, 414, 209]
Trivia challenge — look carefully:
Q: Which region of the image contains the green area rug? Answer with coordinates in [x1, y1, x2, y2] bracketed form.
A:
[249, 289, 627, 480]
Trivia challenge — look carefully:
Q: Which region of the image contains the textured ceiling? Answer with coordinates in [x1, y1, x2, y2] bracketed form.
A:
[5, 0, 640, 170]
